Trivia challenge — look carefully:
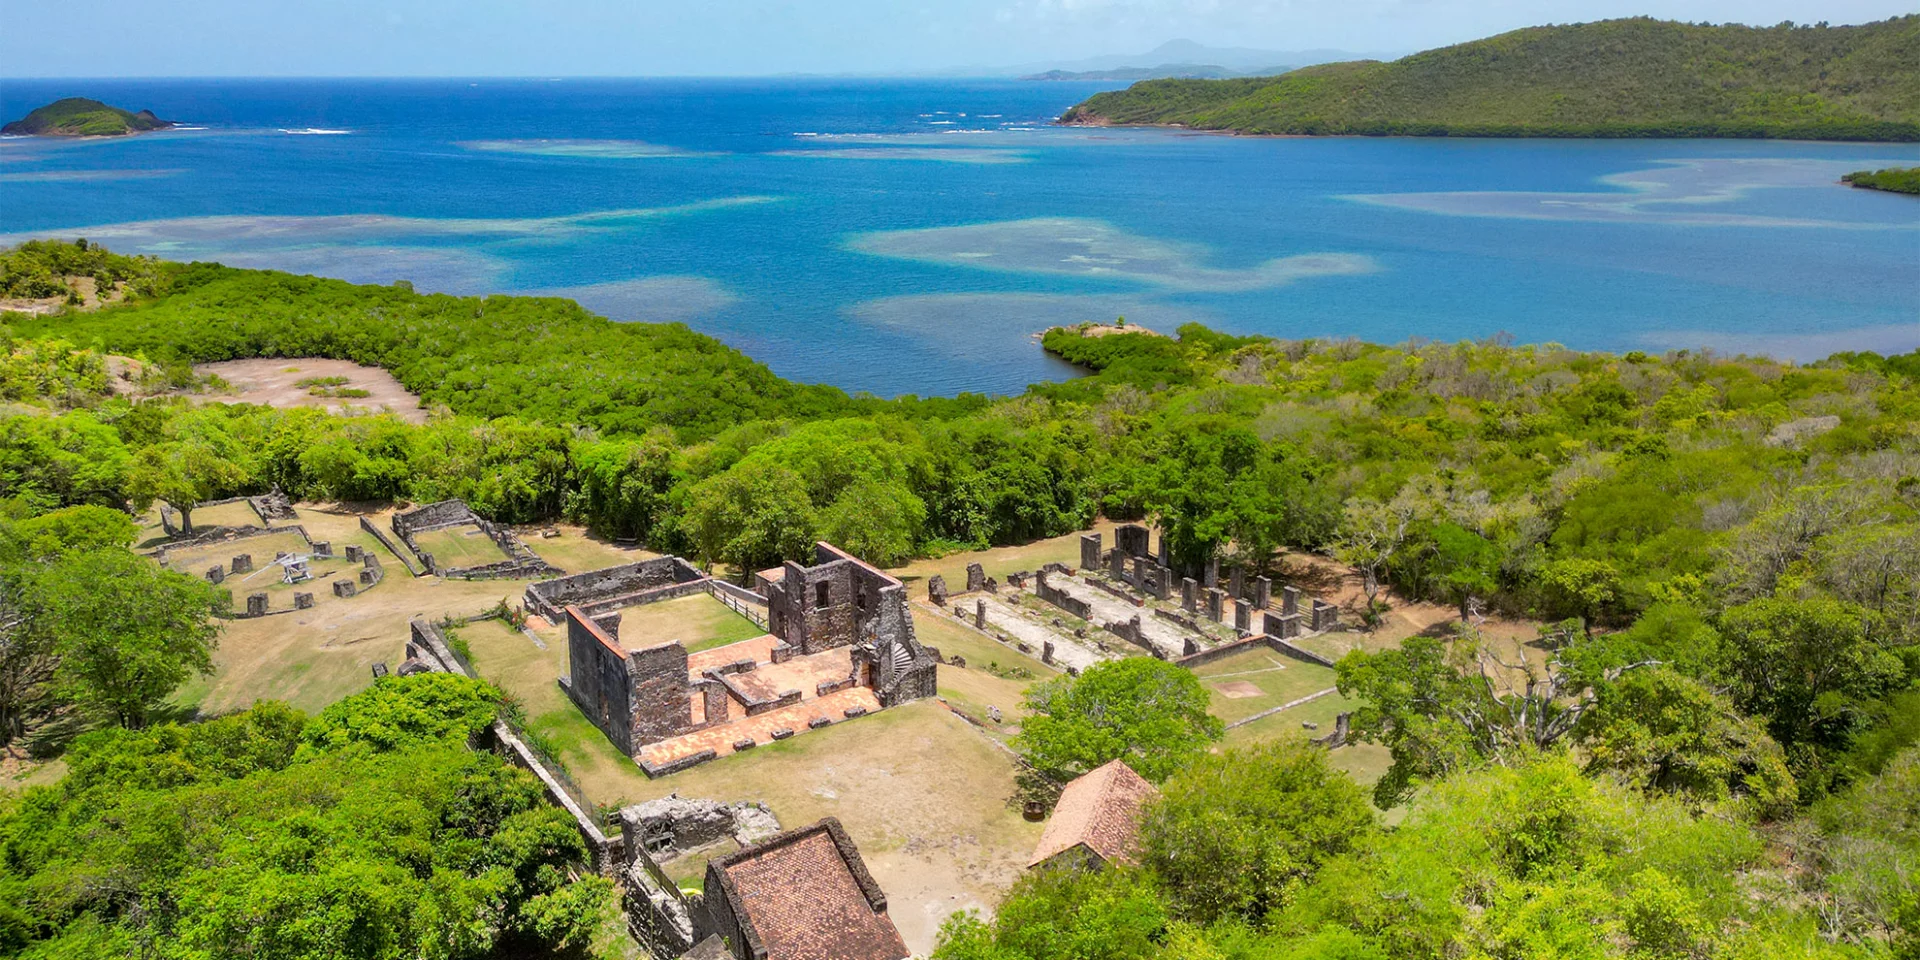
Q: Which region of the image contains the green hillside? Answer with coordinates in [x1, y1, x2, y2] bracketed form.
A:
[1061, 16, 1920, 140]
[1, 97, 174, 137]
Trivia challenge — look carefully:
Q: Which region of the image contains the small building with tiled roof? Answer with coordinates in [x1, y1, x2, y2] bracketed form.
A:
[1028, 759, 1160, 871]
[689, 817, 909, 960]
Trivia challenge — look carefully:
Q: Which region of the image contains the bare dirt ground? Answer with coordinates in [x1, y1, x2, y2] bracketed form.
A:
[0, 276, 127, 316]
[193, 358, 429, 423]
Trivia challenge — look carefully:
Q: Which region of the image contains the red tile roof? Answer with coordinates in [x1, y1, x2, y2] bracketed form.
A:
[709, 818, 908, 960]
[1028, 759, 1159, 868]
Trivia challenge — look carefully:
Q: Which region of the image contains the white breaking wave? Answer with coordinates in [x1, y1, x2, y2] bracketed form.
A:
[280, 128, 352, 135]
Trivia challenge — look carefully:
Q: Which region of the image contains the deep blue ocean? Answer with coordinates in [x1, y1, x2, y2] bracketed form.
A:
[2, 78, 1916, 396]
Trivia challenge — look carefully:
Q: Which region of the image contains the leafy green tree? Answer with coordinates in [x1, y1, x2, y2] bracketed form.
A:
[1014, 657, 1222, 785]
[568, 432, 680, 542]
[1426, 522, 1501, 621]
[300, 672, 501, 754]
[1538, 557, 1622, 632]
[123, 438, 250, 534]
[818, 476, 926, 567]
[1141, 740, 1376, 924]
[933, 866, 1167, 960]
[1716, 595, 1907, 758]
[0, 411, 130, 511]
[0, 504, 136, 562]
[1576, 667, 1796, 815]
[22, 549, 222, 727]
[687, 460, 817, 577]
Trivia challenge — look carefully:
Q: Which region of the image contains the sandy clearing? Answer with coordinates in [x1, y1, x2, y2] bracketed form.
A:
[194, 357, 428, 423]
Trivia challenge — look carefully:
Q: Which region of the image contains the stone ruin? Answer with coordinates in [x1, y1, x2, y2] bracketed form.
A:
[558, 542, 938, 776]
[391, 499, 560, 580]
[927, 574, 948, 607]
[617, 796, 782, 862]
[524, 555, 707, 622]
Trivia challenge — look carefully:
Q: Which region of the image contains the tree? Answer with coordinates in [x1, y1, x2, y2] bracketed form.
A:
[1716, 595, 1907, 758]
[933, 865, 1167, 960]
[1332, 496, 1415, 625]
[686, 460, 817, 578]
[1141, 740, 1376, 924]
[23, 549, 222, 728]
[1576, 667, 1796, 815]
[123, 438, 250, 535]
[818, 476, 926, 567]
[1013, 657, 1222, 785]
[1426, 523, 1501, 621]
[1538, 557, 1621, 633]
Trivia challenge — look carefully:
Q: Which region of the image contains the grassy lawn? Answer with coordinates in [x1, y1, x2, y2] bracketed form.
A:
[525, 530, 658, 573]
[609, 593, 765, 653]
[412, 525, 512, 569]
[913, 611, 1056, 740]
[163, 530, 316, 576]
[1192, 647, 1343, 726]
[189, 500, 263, 530]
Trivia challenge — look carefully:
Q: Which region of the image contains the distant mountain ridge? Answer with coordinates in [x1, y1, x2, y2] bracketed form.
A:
[1022, 63, 1292, 82]
[2, 97, 173, 137]
[955, 39, 1378, 79]
[1060, 17, 1920, 141]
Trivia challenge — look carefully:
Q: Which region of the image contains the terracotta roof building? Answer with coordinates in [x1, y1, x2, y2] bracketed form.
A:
[1028, 759, 1160, 870]
[689, 817, 909, 960]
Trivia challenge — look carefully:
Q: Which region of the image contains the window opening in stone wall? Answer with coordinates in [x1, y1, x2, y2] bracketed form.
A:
[816, 581, 830, 609]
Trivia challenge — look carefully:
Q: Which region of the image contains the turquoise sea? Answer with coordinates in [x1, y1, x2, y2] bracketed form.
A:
[2, 78, 1916, 396]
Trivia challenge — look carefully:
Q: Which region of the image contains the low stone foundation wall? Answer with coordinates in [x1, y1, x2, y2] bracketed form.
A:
[1173, 633, 1338, 670]
[358, 515, 425, 576]
[524, 556, 706, 621]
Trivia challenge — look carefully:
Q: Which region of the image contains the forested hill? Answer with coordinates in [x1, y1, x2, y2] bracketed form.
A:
[1, 98, 174, 137]
[1060, 16, 1920, 140]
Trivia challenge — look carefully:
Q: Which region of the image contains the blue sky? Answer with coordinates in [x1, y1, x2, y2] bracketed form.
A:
[6, 0, 1914, 77]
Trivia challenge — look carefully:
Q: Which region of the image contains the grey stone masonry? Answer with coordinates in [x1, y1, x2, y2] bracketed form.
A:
[1042, 641, 1055, 665]
[1263, 611, 1302, 639]
[246, 593, 268, 616]
[312, 541, 332, 557]
[1182, 577, 1197, 613]
[231, 554, 253, 574]
[1234, 599, 1252, 633]
[294, 592, 314, 609]
[1116, 523, 1150, 558]
[762, 542, 938, 707]
[1108, 547, 1126, 581]
[1230, 566, 1245, 602]
[332, 579, 356, 598]
[1282, 585, 1301, 615]
[1312, 599, 1339, 632]
[1206, 588, 1224, 622]
[1132, 556, 1152, 591]
[1254, 576, 1272, 610]
[966, 563, 986, 593]
[206, 566, 225, 584]
[1204, 556, 1219, 588]
[1079, 533, 1102, 571]
[928, 575, 948, 607]
[345, 544, 363, 562]
[525, 556, 705, 621]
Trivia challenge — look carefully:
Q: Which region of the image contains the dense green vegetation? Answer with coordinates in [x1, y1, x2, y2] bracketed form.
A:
[3, 247, 1918, 957]
[1061, 16, 1920, 140]
[0, 239, 168, 303]
[1845, 166, 1920, 194]
[0, 674, 616, 959]
[0, 97, 173, 137]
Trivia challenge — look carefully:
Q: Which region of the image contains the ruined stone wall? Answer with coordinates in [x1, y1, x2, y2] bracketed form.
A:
[524, 556, 706, 620]
[391, 499, 478, 538]
[629, 642, 694, 744]
[562, 608, 642, 755]
[1035, 571, 1093, 620]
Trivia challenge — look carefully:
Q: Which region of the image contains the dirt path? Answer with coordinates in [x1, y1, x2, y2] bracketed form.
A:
[194, 358, 428, 423]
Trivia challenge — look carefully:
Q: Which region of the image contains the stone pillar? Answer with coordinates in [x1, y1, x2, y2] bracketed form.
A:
[1182, 578, 1197, 613]
[974, 598, 986, 630]
[702, 681, 730, 726]
[246, 593, 268, 616]
[1042, 641, 1055, 665]
[1116, 524, 1149, 558]
[333, 580, 356, 598]
[1182, 637, 1199, 657]
[1332, 712, 1350, 745]
[1079, 534, 1102, 571]
[1277, 612, 1302, 638]
[206, 566, 225, 584]
[1108, 548, 1126, 581]
[1282, 585, 1301, 615]
[1204, 556, 1219, 589]
[1312, 599, 1338, 631]
[1157, 536, 1171, 569]
[231, 554, 253, 574]
[1230, 565, 1245, 602]
[345, 544, 364, 562]
[359, 569, 376, 586]
[1206, 588, 1224, 623]
[294, 592, 314, 609]
[1234, 599, 1251, 633]
[1132, 555, 1151, 589]
[1262, 611, 1285, 637]
[966, 563, 986, 593]
[1254, 576, 1272, 610]
[311, 541, 332, 557]
[928, 575, 948, 607]
[419, 552, 436, 575]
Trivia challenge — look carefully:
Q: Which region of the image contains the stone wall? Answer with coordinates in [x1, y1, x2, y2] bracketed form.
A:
[560, 607, 645, 755]
[358, 515, 425, 576]
[1034, 570, 1092, 620]
[764, 542, 937, 707]
[524, 556, 706, 621]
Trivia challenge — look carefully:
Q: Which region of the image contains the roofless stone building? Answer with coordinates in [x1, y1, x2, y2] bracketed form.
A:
[554, 542, 939, 776]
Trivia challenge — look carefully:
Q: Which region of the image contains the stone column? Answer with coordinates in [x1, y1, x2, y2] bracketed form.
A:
[206, 566, 225, 584]
[1042, 641, 1055, 665]
[928, 575, 948, 607]
[1204, 556, 1219, 588]
[1109, 548, 1126, 581]
[1230, 566, 1245, 602]
[1182, 578, 1198, 613]
[1080, 534, 1102, 571]
[1312, 599, 1338, 631]
[312, 541, 332, 557]
[966, 563, 986, 592]
[1254, 576, 1271, 610]
[1132, 555, 1151, 589]
[231, 554, 253, 574]
[1182, 637, 1199, 657]
[1282, 585, 1301, 615]
[246, 593, 268, 616]
[1206, 588, 1224, 623]
[974, 598, 987, 630]
[1234, 599, 1251, 633]
[345, 544, 364, 562]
